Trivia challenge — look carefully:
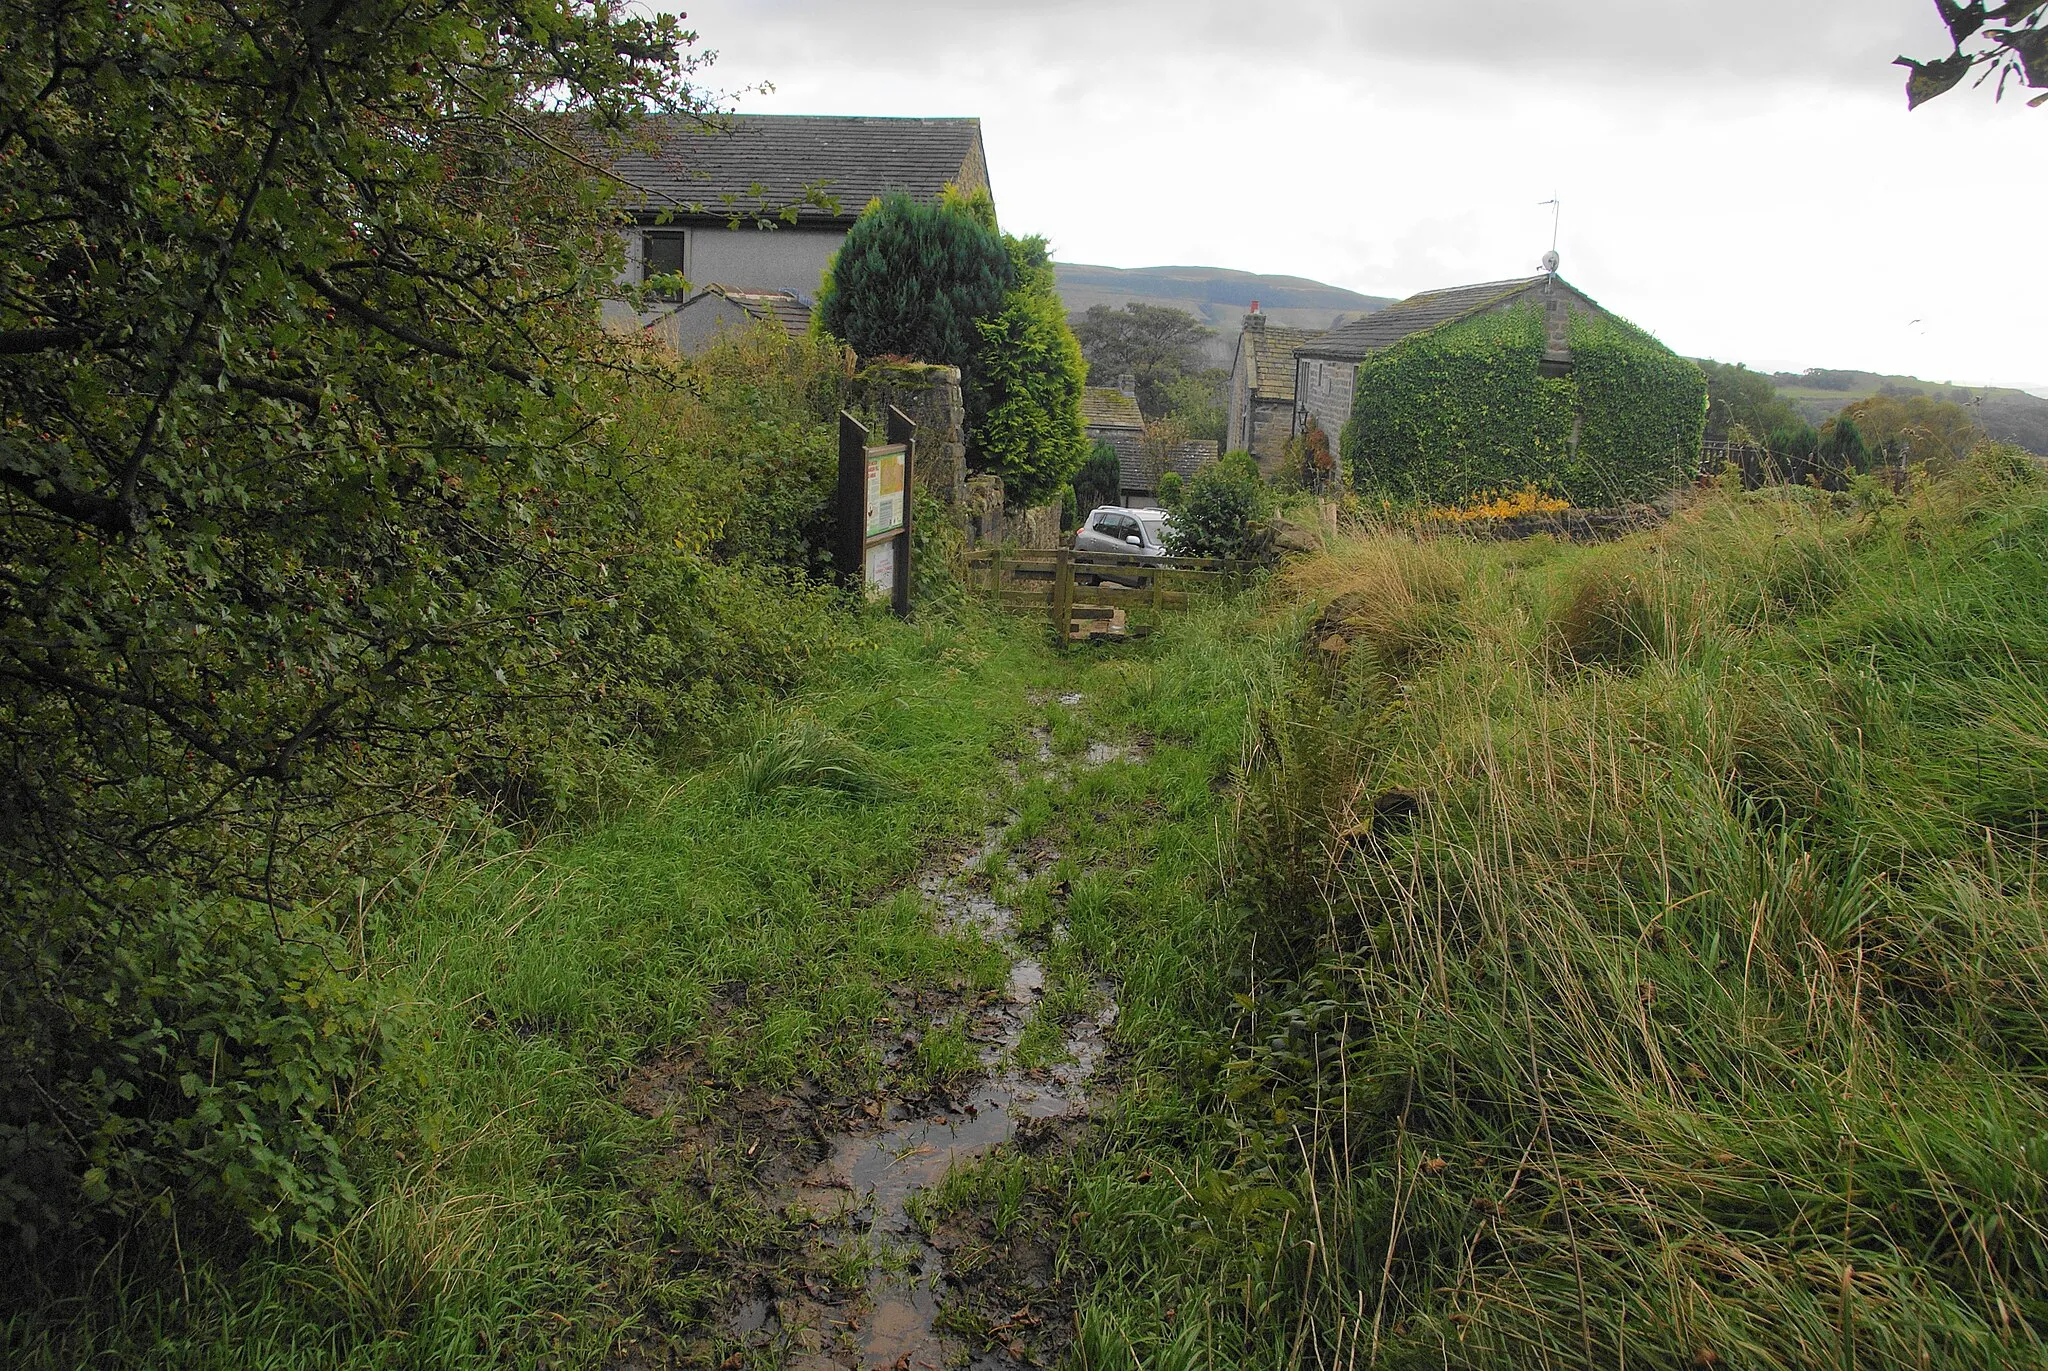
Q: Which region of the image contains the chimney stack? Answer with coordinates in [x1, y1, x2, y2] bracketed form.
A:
[1244, 300, 1266, 333]
[1117, 372, 1136, 399]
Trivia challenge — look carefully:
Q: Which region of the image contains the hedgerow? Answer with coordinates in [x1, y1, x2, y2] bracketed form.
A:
[0, 0, 854, 1270]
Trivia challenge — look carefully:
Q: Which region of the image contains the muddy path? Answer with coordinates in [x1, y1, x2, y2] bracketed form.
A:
[619, 693, 1130, 1371]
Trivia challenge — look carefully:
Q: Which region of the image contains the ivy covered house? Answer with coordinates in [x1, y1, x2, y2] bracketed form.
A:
[1293, 274, 1706, 506]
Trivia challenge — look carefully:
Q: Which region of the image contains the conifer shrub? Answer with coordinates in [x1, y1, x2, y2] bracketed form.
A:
[815, 193, 1013, 382]
[969, 235, 1088, 508]
[1075, 441, 1124, 518]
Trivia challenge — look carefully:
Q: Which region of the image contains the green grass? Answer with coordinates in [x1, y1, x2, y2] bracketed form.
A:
[20, 454, 2047, 1371]
[1, 607, 1090, 1369]
[1039, 450, 2048, 1371]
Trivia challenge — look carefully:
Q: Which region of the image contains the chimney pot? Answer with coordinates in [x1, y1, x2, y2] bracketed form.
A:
[1244, 301, 1266, 333]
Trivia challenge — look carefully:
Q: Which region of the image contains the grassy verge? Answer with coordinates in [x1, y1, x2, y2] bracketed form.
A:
[4, 606, 1095, 1369]
[1026, 450, 2048, 1371]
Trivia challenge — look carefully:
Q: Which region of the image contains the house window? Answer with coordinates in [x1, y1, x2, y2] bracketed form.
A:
[643, 232, 687, 296]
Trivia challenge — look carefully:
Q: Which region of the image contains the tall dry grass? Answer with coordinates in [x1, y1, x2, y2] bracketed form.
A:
[1230, 453, 2048, 1369]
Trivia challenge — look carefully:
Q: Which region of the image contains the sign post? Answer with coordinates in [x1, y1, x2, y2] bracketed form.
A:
[838, 408, 915, 617]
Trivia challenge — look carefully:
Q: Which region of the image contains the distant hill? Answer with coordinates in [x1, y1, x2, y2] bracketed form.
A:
[1055, 263, 1394, 369]
[1767, 369, 2048, 456]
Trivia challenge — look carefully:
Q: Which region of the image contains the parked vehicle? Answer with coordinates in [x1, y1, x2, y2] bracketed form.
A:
[1073, 506, 1172, 585]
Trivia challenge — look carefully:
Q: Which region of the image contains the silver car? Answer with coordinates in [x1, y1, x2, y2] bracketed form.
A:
[1073, 506, 1172, 584]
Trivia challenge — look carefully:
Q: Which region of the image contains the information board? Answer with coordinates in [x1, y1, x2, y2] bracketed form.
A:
[863, 540, 896, 599]
[865, 446, 907, 539]
[838, 409, 915, 618]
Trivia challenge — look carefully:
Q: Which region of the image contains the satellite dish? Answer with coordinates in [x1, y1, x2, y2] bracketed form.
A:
[1541, 249, 1561, 274]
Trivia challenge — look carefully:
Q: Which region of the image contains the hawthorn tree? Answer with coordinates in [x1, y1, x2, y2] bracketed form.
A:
[1898, 1, 2046, 107]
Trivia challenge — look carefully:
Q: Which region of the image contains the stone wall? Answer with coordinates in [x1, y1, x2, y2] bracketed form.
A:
[962, 475, 1005, 545]
[1014, 502, 1064, 551]
[851, 361, 968, 508]
[1246, 401, 1293, 470]
[1294, 357, 1354, 466]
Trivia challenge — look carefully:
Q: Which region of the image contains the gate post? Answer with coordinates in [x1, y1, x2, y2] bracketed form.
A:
[1053, 549, 1073, 648]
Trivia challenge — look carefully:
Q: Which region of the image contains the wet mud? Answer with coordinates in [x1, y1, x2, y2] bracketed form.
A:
[624, 695, 1127, 1370]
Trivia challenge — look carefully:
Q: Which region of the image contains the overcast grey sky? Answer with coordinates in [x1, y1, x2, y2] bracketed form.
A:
[676, 0, 2045, 392]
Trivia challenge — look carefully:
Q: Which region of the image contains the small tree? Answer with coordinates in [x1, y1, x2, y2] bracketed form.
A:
[817, 193, 1013, 379]
[1075, 442, 1124, 519]
[1768, 422, 1821, 484]
[1810, 415, 1877, 489]
[1158, 470, 1185, 509]
[970, 236, 1087, 508]
[1165, 459, 1273, 561]
[1288, 417, 1336, 492]
[1073, 302, 1216, 416]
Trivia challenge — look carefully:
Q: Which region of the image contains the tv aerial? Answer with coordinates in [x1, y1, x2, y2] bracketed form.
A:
[1540, 195, 1562, 274]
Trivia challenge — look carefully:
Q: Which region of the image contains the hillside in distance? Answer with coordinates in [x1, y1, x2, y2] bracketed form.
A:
[1055, 262, 1394, 367]
[1770, 367, 2048, 454]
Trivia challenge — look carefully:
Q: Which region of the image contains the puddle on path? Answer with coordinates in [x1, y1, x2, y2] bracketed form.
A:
[730, 695, 1118, 1370]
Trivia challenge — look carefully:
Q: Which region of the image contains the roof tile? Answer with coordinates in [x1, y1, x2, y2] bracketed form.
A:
[611, 115, 986, 224]
[1297, 277, 1558, 361]
[1082, 387, 1144, 429]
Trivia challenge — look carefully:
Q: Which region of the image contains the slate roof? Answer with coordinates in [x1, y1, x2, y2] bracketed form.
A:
[1243, 326, 1324, 402]
[707, 287, 814, 334]
[1164, 440, 1221, 480]
[1081, 387, 1144, 430]
[1298, 277, 1557, 361]
[610, 115, 988, 223]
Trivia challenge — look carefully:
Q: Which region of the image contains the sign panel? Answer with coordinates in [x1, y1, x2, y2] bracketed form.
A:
[863, 540, 896, 600]
[865, 445, 907, 540]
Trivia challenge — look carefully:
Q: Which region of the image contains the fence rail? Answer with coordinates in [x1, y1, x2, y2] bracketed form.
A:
[965, 548, 1260, 644]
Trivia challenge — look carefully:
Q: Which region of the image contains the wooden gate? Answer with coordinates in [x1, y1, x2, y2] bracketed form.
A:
[964, 548, 1258, 645]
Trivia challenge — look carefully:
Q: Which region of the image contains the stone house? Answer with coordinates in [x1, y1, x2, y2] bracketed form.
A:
[636, 286, 814, 355]
[1225, 305, 1322, 477]
[602, 115, 993, 333]
[1081, 377, 1145, 496]
[1293, 274, 1605, 453]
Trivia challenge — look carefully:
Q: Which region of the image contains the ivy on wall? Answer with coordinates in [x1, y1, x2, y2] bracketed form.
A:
[1341, 303, 1707, 508]
[1342, 306, 1576, 506]
[1567, 312, 1709, 504]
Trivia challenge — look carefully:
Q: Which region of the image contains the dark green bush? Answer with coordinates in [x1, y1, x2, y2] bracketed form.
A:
[816, 193, 1013, 381]
[1164, 459, 1273, 561]
[1076, 441, 1124, 518]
